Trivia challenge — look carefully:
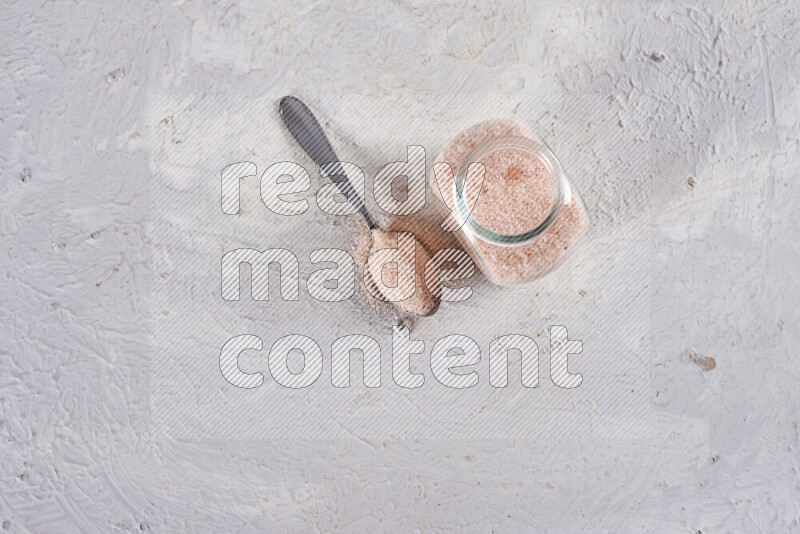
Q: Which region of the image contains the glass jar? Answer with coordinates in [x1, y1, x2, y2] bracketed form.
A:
[432, 121, 588, 285]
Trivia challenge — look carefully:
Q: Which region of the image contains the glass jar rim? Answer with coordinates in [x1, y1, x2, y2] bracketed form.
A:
[452, 135, 571, 246]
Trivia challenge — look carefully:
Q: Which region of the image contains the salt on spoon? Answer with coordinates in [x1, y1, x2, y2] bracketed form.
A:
[279, 96, 439, 316]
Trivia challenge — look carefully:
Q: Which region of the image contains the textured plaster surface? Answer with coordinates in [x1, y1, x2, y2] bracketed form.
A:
[2, 0, 799, 532]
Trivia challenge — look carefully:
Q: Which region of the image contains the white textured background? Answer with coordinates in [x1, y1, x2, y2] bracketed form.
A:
[2, 0, 799, 532]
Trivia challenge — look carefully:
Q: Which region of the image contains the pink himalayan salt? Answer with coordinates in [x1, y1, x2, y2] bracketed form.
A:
[434, 119, 588, 285]
[365, 228, 440, 317]
[464, 148, 554, 235]
[353, 225, 399, 319]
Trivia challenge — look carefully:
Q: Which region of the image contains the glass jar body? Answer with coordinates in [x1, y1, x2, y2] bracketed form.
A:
[432, 121, 588, 286]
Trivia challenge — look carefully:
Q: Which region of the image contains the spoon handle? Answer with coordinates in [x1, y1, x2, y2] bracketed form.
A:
[279, 96, 376, 230]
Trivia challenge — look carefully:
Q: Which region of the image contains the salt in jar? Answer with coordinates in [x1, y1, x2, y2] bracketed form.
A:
[432, 120, 588, 285]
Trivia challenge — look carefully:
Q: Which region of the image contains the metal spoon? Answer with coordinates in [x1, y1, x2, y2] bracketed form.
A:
[278, 96, 439, 316]
[279, 96, 376, 230]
